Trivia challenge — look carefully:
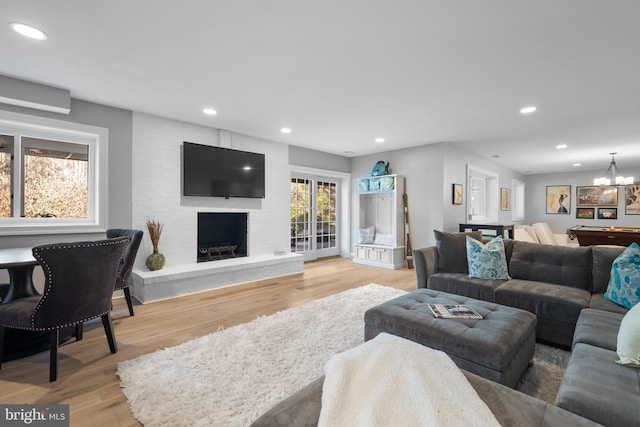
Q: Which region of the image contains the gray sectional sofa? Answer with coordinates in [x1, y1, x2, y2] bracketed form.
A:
[251, 371, 600, 427]
[414, 231, 628, 348]
[556, 308, 639, 427]
[413, 231, 639, 426]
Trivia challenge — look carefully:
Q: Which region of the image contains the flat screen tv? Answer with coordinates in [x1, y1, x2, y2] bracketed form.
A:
[183, 142, 265, 198]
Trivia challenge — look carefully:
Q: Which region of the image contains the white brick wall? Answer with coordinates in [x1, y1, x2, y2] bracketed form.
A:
[132, 112, 291, 270]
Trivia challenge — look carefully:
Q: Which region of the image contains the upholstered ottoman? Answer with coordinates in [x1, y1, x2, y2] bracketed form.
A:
[364, 289, 536, 388]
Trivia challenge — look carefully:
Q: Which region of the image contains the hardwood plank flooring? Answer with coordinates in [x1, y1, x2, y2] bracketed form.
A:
[0, 257, 415, 426]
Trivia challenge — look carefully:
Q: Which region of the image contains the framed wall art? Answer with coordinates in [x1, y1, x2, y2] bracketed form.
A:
[576, 186, 617, 206]
[452, 183, 463, 205]
[625, 183, 640, 215]
[576, 207, 595, 219]
[597, 207, 618, 220]
[546, 185, 571, 214]
[500, 188, 510, 211]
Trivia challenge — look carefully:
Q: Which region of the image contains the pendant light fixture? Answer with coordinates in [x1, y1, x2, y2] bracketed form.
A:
[594, 153, 634, 186]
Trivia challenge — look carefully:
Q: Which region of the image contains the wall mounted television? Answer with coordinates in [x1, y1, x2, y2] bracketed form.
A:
[183, 141, 265, 198]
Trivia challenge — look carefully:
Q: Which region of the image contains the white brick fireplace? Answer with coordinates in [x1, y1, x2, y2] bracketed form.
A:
[129, 112, 302, 302]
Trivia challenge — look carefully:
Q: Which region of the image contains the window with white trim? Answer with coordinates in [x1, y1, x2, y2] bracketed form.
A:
[0, 111, 107, 235]
[466, 164, 498, 223]
[511, 179, 525, 221]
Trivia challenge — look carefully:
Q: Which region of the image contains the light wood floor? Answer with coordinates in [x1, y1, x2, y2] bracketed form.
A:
[0, 257, 415, 426]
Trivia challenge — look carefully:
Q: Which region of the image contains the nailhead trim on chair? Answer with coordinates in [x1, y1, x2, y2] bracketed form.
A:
[116, 240, 134, 291]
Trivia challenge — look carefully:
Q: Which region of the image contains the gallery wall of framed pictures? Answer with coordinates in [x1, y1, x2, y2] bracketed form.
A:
[569, 183, 640, 219]
[545, 183, 640, 219]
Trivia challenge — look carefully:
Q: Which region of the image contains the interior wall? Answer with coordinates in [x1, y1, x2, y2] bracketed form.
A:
[131, 112, 291, 270]
[350, 142, 526, 251]
[350, 143, 445, 251]
[288, 145, 351, 173]
[442, 144, 526, 233]
[524, 168, 640, 233]
[0, 99, 133, 249]
[0, 98, 133, 287]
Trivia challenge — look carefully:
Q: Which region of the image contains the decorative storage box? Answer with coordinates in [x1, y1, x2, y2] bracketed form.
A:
[358, 179, 370, 192]
[380, 176, 395, 191]
[369, 178, 381, 191]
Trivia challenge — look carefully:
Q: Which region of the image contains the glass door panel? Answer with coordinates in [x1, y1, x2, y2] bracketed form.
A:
[290, 175, 339, 261]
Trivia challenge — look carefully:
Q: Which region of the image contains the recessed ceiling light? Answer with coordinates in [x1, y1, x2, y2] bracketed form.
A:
[280, 128, 292, 134]
[520, 106, 537, 114]
[10, 22, 48, 40]
[202, 108, 217, 115]
[556, 144, 567, 149]
[375, 138, 385, 143]
[573, 163, 582, 167]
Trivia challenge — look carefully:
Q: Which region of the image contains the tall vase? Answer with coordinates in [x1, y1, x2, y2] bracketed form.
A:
[146, 248, 166, 271]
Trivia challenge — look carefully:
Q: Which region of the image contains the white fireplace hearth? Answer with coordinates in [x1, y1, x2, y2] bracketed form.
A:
[130, 253, 303, 303]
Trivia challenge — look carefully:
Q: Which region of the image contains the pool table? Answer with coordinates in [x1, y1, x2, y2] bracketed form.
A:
[567, 225, 640, 247]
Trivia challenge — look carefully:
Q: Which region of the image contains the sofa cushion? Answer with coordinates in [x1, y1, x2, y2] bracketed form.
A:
[556, 342, 640, 427]
[428, 273, 505, 302]
[604, 242, 640, 309]
[617, 302, 640, 367]
[434, 230, 482, 273]
[572, 308, 623, 351]
[591, 245, 625, 293]
[589, 293, 630, 314]
[532, 222, 557, 245]
[514, 227, 537, 243]
[494, 279, 591, 326]
[522, 225, 540, 243]
[508, 241, 592, 291]
[466, 236, 510, 280]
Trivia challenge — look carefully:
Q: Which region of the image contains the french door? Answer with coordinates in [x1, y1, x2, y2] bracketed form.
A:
[290, 174, 339, 261]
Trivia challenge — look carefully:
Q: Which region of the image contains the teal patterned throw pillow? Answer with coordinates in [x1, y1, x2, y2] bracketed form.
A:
[466, 236, 511, 280]
[604, 242, 640, 309]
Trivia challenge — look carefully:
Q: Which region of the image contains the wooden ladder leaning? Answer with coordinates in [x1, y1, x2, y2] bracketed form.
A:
[402, 192, 413, 269]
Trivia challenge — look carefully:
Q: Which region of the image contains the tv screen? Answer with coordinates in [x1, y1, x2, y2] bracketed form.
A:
[183, 142, 265, 198]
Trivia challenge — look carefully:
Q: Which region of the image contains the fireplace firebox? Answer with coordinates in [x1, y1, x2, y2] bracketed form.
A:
[197, 212, 248, 263]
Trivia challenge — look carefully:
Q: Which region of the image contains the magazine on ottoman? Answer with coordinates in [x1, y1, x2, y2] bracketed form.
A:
[428, 304, 483, 319]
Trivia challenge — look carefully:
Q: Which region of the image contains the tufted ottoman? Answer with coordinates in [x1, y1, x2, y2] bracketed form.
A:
[364, 289, 536, 388]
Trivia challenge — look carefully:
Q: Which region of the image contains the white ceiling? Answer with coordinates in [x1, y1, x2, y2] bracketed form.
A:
[2, 1, 640, 175]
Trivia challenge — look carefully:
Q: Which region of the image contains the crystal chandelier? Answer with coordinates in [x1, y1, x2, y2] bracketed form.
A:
[594, 153, 634, 186]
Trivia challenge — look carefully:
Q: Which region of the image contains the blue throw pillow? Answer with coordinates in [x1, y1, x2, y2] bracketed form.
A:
[604, 242, 640, 309]
[466, 236, 511, 280]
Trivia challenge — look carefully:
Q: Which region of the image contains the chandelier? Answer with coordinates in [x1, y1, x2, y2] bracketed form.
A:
[593, 153, 634, 186]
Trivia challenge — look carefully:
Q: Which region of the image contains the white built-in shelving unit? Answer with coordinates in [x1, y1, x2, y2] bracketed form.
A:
[353, 174, 406, 269]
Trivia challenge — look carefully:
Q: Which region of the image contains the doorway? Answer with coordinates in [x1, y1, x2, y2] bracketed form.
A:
[290, 174, 339, 261]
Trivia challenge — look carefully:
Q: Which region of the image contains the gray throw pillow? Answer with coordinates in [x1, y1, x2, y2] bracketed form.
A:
[434, 230, 483, 273]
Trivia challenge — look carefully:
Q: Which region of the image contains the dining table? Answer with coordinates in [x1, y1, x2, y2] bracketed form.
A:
[0, 247, 39, 304]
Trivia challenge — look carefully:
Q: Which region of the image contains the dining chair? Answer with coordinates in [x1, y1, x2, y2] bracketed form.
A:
[106, 229, 144, 316]
[0, 237, 128, 382]
[0, 283, 9, 303]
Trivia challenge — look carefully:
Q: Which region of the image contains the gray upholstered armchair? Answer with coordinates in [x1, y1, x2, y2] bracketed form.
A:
[106, 229, 143, 316]
[0, 238, 128, 381]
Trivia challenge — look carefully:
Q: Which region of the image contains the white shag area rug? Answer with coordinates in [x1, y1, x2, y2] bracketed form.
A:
[118, 284, 569, 427]
[118, 284, 405, 427]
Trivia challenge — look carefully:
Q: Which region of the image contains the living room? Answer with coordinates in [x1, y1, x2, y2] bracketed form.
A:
[1, 2, 640, 426]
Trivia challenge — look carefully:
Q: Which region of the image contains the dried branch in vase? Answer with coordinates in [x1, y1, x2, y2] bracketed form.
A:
[146, 220, 163, 252]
